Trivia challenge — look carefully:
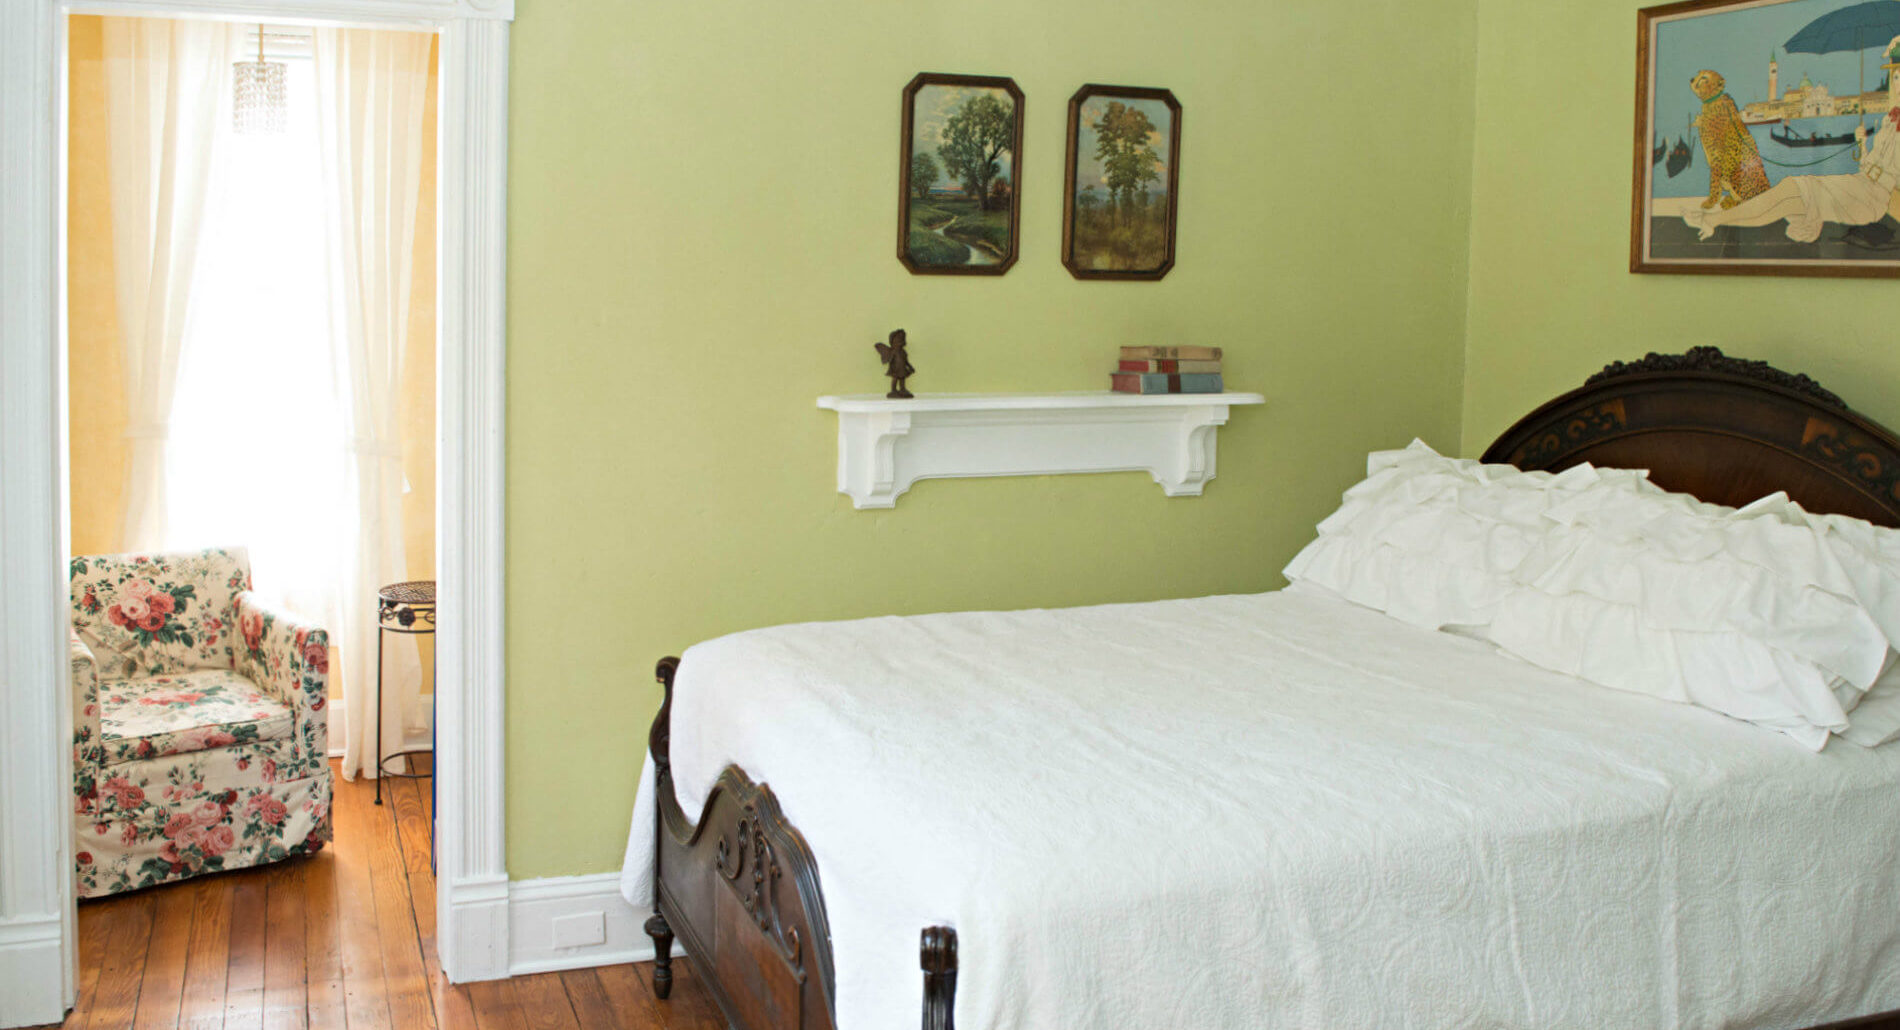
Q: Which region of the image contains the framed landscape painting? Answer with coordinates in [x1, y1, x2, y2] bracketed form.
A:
[897, 72, 1023, 275]
[1632, 0, 1900, 277]
[1062, 84, 1181, 280]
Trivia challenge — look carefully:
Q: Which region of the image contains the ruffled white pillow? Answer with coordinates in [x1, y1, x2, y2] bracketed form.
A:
[1759, 501, 1900, 745]
[1286, 441, 1900, 750]
[1284, 441, 1645, 629]
[1842, 664, 1900, 747]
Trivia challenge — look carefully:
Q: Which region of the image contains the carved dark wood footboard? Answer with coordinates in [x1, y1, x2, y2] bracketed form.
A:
[644, 655, 958, 1030]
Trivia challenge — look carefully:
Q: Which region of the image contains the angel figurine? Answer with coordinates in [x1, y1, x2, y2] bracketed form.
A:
[875, 329, 915, 399]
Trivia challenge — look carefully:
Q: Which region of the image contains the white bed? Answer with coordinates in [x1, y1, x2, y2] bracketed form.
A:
[622, 586, 1900, 1030]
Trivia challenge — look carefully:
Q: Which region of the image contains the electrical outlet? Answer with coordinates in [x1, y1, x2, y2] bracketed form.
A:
[550, 911, 606, 950]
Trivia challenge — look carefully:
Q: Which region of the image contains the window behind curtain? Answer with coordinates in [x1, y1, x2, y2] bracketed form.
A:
[166, 33, 350, 625]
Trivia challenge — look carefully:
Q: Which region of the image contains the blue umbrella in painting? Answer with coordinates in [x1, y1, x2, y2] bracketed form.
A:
[1783, 0, 1900, 132]
[1783, 0, 1900, 56]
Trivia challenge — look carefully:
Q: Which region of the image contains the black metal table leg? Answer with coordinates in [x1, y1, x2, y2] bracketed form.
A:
[373, 581, 437, 807]
[374, 617, 386, 805]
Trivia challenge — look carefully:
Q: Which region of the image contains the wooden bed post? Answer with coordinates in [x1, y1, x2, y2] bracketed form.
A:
[649, 656, 678, 781]
[645, 656, 681, 999]
[921, 926, 958, 1030]
[644, 913, 674, 998]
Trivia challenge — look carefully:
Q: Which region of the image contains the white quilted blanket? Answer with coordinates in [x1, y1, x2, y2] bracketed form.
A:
[622, 589, 1900, 1030]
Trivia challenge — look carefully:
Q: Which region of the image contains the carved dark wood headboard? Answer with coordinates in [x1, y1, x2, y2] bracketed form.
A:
[1481, 347, 1900, 528]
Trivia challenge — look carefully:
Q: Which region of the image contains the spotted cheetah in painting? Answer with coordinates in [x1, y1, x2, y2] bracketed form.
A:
[1690, 69, 1770, 209]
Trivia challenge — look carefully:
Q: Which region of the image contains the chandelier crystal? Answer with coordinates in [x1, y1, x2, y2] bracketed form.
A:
[233, 26, 287, 135]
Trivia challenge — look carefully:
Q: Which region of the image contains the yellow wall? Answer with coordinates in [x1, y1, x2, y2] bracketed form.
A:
[65, 17, 439, 633]
[66, 15, 127, 560]
[505, 0, 1480, 876]
[1460, 0, 1900, 455]
[402, 36, 440, 680]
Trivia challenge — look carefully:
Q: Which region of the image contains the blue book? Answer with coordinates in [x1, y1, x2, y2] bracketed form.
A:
[1109, 372, 1224, 395]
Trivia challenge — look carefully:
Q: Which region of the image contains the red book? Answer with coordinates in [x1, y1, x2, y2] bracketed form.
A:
[1117, 358, 1221, 373]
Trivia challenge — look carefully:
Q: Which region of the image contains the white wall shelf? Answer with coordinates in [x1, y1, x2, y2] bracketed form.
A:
[816, 391, 1265, 509]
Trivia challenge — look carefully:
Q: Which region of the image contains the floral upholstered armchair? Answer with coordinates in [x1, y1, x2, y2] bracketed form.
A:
[69, 548, 332, 897]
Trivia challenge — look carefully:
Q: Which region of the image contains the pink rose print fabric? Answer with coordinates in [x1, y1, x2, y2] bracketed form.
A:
[70, 549, 331, 898]
[96, 669, 293, 766]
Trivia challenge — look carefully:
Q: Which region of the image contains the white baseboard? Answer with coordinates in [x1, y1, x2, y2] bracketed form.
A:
[506, 872, 672, 976]
[445, 873, 511, 982]
[0, 914, 67, 1028]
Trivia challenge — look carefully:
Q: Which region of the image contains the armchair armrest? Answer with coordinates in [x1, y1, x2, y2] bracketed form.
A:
[70, 629, 103, 809]
[234, 592, 330, 775]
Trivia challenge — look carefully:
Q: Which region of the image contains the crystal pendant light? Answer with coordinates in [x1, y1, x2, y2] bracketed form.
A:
[233, 24, 287, 135]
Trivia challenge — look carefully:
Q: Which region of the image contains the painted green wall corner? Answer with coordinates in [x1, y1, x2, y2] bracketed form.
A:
[505, 0, 1479, 878]
[1461, 0, 1900, 457]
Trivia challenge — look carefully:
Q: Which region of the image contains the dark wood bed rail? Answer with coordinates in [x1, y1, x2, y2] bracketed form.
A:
[642, 348, 1900, 1030]
[644, 656, 959, 1030]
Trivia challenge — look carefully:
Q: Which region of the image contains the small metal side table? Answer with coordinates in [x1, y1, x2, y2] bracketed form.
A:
[374, 580, 436, 809]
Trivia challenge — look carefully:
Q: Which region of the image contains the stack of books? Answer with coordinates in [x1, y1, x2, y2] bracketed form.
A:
[1110, 346, 1224, 394]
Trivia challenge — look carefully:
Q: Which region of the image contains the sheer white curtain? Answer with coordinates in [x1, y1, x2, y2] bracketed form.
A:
[165, 41, 351, 638]
[102, 17, 235, 552]
[312, 27, 433, 780]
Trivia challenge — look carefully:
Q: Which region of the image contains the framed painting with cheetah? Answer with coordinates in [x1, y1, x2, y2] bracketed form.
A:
[1633, 0, 1900, 277]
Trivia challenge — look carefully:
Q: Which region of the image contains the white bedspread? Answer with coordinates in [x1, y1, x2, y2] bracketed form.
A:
[621, 589, 1900, 1030]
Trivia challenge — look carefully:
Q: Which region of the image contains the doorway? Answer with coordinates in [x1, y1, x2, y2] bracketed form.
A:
[0, 2, 512, 1024]
[65, 14, 443, 806]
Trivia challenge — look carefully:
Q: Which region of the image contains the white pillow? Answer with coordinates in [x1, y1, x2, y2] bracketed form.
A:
[1771, 501, 1900, 745]
[1486, 587, 1850, 751]
[1631, 490, 1900, 747]
[1284, 441, 1644, 629]
[1517, 491, 1892, 694]
[1503, 480, 1899, 749]
[1841, 658, 1900, 747]
[1288, 442, 1900, 750]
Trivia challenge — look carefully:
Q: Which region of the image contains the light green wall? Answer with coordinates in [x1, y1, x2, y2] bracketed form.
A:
[1461, 0, 1900, 456]
[506, 0, 1479, 876]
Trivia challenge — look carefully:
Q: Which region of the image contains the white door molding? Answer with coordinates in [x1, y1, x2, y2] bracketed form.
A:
[0, 0, 76, 1023]
[433, 11, 511, 983]
[0, 1, 511, 1021]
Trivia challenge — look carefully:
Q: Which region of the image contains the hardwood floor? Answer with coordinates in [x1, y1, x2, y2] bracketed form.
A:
[46, 759, 720, 1030]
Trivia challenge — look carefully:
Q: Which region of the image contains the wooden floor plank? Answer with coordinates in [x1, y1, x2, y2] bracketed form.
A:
[331, 767, 394, 1030]
[390, 776, 438, 966]
[178, 872, 235, 1030]
[222, 871, 269, 1030]
[69, 892, 127, 1022]
[131, 879, 196, 1029]
[634, 961, 725, 1030]
[360, 774, 434, 1030]
[431, 975, 483, 1030]
[463, 980, 528, 1030]
[553, 969, 619, 1030]
[588, 964, 672, 1029]
[60, 759, 715, 1030]
[395, 766, 477, 1030]
[261, 861, 309, 1030]
[389, 771, 434, 884]
[507, 973, 581, 1030]
[80, 891, 155, 1030]
[301, 847, 345, 1030]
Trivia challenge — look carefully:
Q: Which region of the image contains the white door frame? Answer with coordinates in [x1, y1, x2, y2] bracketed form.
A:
[0, 0, 512, 1022]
